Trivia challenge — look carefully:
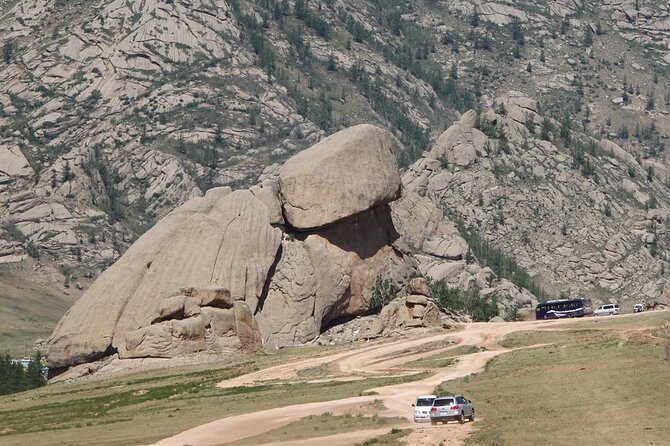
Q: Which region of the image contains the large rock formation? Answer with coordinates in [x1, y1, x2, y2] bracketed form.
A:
[46, 125, 413, 371]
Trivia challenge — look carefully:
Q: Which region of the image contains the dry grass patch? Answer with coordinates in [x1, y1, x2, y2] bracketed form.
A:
[435, 319, 670, 446]
[380, 339, 455, 360]
[355, 428, 411, 445]
[0, 267, 74, 356]
[296, 362, 333, 378]
[229, 412, 405, 445]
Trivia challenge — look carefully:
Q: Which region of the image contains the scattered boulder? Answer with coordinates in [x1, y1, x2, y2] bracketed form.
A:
[366, 295, 442, 337]
[409, 277, 431, 297]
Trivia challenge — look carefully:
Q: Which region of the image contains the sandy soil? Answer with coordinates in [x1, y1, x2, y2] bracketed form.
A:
[152, 320, 569, 446]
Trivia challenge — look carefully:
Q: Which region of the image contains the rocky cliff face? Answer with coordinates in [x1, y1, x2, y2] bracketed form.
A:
[405, 93, 670, 305]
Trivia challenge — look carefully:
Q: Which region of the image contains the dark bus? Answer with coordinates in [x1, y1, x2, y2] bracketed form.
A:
[535, 298, 593, 320]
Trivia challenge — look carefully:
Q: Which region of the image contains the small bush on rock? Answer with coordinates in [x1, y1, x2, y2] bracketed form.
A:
[369, 277, 400, 312]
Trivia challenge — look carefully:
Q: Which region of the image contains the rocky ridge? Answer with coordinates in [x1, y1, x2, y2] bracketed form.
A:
[405, 92, 670, 304]
[4, 0, 670, 280]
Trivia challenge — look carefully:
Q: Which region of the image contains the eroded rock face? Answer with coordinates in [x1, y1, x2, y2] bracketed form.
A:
[279, 124, 401, 230]
[47, 187, 281, 368]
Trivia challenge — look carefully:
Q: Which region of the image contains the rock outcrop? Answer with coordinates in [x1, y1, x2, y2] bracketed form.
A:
[46, 125, 413, 371]
[365, 277, 443, 337]
[403, 92, 670, 310]
[428, 111, 489, 168]
[279, 124, 401, 229]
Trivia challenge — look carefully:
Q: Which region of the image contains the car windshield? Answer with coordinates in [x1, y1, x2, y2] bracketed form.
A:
[433, 398, 455, 406]
[416, 398, 435, 406]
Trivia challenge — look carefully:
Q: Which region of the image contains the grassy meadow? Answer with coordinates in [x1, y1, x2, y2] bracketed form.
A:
[435, 312, 670, 446]
[0, 344, 425, 446]
[0, 310, 668, 446]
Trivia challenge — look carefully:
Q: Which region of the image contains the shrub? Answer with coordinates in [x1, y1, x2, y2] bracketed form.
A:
[465, 292, 499, 322]
[369, 277, 400, 312]
[2, 222, 26, 242]
[540, 117, 552, 141]
[26, 241, 40, 259]
[429, 280, 498, 322]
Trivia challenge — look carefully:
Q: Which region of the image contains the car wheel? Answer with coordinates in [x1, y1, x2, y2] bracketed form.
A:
[459, 412, 465, 424]
[543, 315, 548, 320]
[568, 313, 574, 318]
[469, 410, 475, 422]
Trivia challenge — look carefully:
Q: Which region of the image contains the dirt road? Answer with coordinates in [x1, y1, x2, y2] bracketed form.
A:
[154, 320, 566, 446]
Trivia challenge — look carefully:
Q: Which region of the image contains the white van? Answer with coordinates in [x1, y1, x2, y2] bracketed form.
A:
[594, 303, 620, 316]
[412, 394, 436, 422]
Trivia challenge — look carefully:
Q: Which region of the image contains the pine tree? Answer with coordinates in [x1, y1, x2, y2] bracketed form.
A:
[541, 117, 552, 141]
[470, 9, 479, 27]
[583, 27, 593, 46]
[646, 92, 655, 111]
[2, 40, 13, 64]
[25, 352, 46, 389]
[560, 113, 572, 146]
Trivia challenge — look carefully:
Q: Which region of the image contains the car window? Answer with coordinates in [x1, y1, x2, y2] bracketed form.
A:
[416, 398, 434, 406]
[434, 398, 454, 406]
[457, 397, 466, 404]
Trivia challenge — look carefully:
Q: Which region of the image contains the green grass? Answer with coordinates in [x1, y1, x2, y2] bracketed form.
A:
[435, 315, 670, 446]
[0, 349, 428, 446]
[399, 345, 480, 369]
[230, 412, 405, 445]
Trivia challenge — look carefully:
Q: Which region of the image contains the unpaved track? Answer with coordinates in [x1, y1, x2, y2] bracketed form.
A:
[154, 320, 569, 446]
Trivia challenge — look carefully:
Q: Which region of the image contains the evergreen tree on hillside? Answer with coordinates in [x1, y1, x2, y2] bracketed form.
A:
[0, 353, 46, 396]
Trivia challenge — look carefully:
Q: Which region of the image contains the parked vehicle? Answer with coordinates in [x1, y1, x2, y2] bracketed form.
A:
[594, 303, 620, 316]
[634, 304, 645, 313]
[429, 395, 475, 425]
[412, 395, 436, 422]
[535, 298, 593, 319]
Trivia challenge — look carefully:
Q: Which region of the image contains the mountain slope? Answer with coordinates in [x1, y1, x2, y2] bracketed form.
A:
[2, 0, 670, 346]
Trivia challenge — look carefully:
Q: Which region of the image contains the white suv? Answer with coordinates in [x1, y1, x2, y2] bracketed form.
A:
[412, 395, 436, 422]
[594, 303, 620, 316]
